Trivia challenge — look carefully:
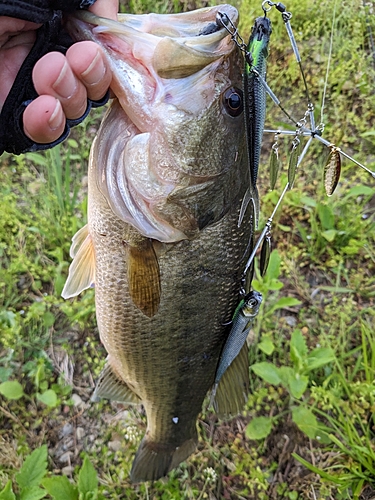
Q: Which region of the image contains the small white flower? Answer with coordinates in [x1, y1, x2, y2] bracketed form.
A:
[123, 425, 140, 443]
[204, 467, 217, 484]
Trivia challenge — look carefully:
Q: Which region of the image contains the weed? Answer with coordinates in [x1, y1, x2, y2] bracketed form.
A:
[0, 447, 102, 500]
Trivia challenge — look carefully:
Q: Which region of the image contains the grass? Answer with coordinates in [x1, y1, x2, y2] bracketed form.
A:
[1, 0, 375, 498]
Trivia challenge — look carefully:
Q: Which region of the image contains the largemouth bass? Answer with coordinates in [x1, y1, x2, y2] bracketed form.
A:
[64, 5, 253, 482]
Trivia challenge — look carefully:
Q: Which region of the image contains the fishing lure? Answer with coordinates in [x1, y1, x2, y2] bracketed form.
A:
[217, 11, 272, 227]
[211, 290, 263, 412]
[222, 1, 373, 279]
[259, 231, 271, 276]
[269, 133, 281, 190]
[288, 136, 302, 189]
[244, 16, 272, 190]
[324, 145, 341, 196]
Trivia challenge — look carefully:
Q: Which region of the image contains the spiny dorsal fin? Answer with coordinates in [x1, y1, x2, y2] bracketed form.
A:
[62, 225, 95, 299]
[212, 343, 249, 417]
[127, 239, 161, 318]
[92, 360, 140, 404]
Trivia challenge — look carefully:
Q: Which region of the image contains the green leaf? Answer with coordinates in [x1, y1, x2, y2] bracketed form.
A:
[67, 139, 79, 148]
[42, 312, 55, 328]
[246, 416, 273, 440]
[289, 374, 309, 399]
[79, 493, 97, 500]
[37, 390, 58, 408]
[42, 477, 78, 500]
[278, 366, 294, 387]
[321, 229, 337, 242]
[306, 348, 335, 371]
[0, 481, 16, 500]
[318, 286, 353, 293]
[345, 185, 374, 198]
[78, 456, 98, 497]
[266, 250, 281, 280]
[0, 381, 24, 400]
[300, 195, 317, 208]
[266, 279, 284, 291]
[16, 446, 48, 490]
[294, 220, 309, 246]
[34, 364, 45, 389]
[0, 368, 12, 383]
[292, 407, 318, 439]
[19, 487, 47, 500]
[317, 203, 334, 230]
[292, 453, 343, 485]
[290, 329, 308, 370]
[251, 362, 281, 385]
[24, 153, 49, 167]
[288, 492, 298, 500]
[258, 338, 275, 356]
[269, 297, 301, 313]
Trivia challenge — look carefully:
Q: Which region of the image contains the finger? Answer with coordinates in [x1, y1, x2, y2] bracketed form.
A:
[32, 51, 87, 120]
[0, 29, 37, 110]
[66, 41, 111, 102]
[23, 95, 66, 144]
[89, 0, 119, 20]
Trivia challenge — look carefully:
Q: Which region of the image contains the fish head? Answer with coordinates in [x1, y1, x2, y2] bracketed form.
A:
[67, 6, 246, 242]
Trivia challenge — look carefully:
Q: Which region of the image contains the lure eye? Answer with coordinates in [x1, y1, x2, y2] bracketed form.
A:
[222, 87, 243, 117]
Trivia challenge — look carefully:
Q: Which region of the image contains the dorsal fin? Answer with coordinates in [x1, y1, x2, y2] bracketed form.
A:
[127, 239, 161, 318]
[61, 225, 95, 299]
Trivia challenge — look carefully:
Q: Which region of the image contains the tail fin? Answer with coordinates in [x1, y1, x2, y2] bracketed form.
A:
[130, 434, 197, 483]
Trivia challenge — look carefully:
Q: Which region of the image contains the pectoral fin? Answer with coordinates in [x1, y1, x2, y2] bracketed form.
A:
[211, 343, 249, 417]
[61, 225, 95, 299]
[92, 360, 141, 404]
[127, 239, 161, 318]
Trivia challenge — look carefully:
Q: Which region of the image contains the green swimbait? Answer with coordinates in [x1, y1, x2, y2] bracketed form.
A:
[211, 290, 262, 414]
[244, 16, 272, 189]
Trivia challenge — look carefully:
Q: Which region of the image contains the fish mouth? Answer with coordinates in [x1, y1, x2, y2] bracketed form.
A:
[68, 5, 238, 79]
[66, 6, 242, 243]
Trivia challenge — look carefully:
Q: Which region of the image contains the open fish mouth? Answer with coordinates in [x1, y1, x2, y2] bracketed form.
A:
[66, 6, 244, 244]
[67, 5, 239, 115]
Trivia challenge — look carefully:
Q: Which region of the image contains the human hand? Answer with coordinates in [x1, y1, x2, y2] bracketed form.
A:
[0, 0, 118, 146]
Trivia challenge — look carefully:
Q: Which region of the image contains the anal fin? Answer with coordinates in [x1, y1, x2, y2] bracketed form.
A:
[127, 239, 161, 318]
[211, 343, 249, 417]
[92, 360, 140, 404]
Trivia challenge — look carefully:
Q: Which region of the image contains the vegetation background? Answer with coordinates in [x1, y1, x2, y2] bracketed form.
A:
[1, 0, 375, 498]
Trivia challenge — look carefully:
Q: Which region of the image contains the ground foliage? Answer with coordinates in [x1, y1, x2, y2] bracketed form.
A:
[1, 0, 375, 498]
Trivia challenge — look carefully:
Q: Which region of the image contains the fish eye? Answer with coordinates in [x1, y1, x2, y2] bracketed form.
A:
[222, 87, 243, 117]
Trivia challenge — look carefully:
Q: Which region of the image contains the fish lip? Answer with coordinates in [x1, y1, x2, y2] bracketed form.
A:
[66, 5, 239, 85]
[67, 4, 238, 51]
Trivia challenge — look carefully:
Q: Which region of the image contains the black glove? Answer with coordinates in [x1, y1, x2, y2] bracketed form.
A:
[0, 0, 109, 155]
